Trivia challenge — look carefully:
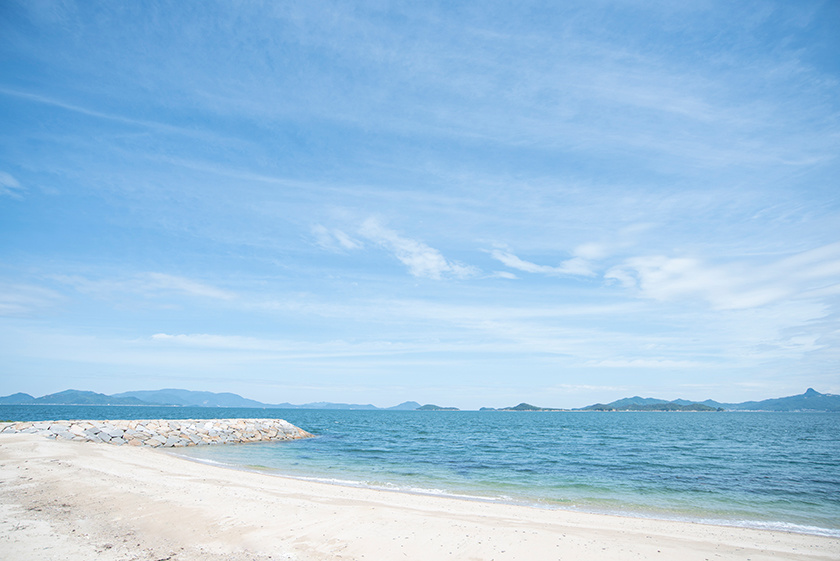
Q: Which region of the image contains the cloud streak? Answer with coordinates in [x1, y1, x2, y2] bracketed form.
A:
[491, 249, 596, 277]
[606, 243, 840, 310]
[54, 273, 236, 301]
[312, 225, 363, 251]
[358, 219, 477, 280]
[0, 283, 61, 316]
[0, 171, 24, 198]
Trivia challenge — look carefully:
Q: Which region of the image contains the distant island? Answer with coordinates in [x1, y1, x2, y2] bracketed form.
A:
[480, 401, 721, 412]
[579, 402, 722, 412]
[0, 388, 837, 412]
[572, 388, 838, 412]
[480, 403, 565, 411]
[416, 404, 460, 411]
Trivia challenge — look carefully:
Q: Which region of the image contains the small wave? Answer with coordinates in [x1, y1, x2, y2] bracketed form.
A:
[260, 472, 519, 503]
[171, 454, 840, 537]
[725, 519, 840, 538]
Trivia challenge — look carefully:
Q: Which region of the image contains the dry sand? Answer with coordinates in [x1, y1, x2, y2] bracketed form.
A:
[1, 433, 837, 561]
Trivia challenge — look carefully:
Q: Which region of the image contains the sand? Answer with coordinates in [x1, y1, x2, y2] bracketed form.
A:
[1, 433, 837, 561]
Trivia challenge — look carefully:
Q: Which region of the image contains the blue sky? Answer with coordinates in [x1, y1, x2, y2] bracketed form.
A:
[1, 1, 838, 409]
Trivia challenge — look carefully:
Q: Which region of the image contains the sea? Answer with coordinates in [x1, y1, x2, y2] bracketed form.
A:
[2, 405, 838, 537]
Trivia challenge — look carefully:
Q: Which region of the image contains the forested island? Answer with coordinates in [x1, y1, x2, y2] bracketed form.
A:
[579, 403, 723, 412]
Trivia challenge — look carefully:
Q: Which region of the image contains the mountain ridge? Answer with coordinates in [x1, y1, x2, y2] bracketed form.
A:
[575, 388, 839, 412]
[0, 388, 837, 411]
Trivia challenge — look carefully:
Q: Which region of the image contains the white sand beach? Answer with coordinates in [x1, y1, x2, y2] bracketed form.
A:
[1, 433, 838, 561]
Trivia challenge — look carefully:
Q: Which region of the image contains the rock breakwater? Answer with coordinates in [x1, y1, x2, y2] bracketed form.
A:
[0, 418, 313, 447]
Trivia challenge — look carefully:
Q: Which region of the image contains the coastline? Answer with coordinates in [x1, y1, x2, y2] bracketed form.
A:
[168, 452, 840, 539]
[2, 433, 838, 561]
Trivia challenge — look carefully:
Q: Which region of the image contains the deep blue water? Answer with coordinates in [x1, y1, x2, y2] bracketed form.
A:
[2, 405, 838, 536]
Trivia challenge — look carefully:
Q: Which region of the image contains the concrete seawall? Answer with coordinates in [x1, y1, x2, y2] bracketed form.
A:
[0, 418, 313, 447]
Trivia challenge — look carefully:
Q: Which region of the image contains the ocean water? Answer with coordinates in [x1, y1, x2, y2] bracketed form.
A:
[3, 405, 839, 537]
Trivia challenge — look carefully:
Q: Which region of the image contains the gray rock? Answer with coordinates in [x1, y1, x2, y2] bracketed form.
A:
[1, 417, 312, 448]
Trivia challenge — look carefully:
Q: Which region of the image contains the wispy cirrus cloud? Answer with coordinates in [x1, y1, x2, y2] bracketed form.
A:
[0, 87, 207, 140]
[0, 171, 24, 198]
[0, 283, 61, 316]
[584, 359, 703, 369]
[54, 272, 236, 301]
[143, 273, 236, 300]
[149, 332, 417, 358]
[490, 246, 599, 277]
[358, 218, 477, 280]
[312, 224, 363, 251]
[606, 242, 840, 310]
[491, 250, 594, 277]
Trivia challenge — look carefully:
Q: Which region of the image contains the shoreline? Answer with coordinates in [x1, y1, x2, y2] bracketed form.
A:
[2, 433, 838, 561]
[169, 449, 840, 540]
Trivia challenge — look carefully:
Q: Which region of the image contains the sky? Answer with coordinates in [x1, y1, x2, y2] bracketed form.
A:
[1, 1, 838, 409]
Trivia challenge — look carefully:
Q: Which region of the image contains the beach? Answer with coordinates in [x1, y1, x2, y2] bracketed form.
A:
[1, 433, 838, 561]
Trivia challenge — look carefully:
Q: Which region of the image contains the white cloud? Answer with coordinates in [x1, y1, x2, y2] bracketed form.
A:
[359, 218, 477, 280]
[0, 283, 61, 316]
[148, 332, 422, 360]
[0, 172, 24, 198]
[606, 242, 840, 310]
[0, 87, 205, 140]
[490, 249, 596, 277]
[151, 333, 279, 350]
[144, 273, 235, 300]
[313, 224, 363, 251]
[573, 242, 609, 260]
[55, 273, 236, 301]
[584, 359, 703, 369]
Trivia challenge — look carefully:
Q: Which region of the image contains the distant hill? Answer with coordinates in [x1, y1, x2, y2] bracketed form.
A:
[0, 392, 35, 404]
[416, 404, 459, 411]
[112, 389, 268, 408]
[717, 388, 840, 411]
[581, 402, 722, 412]
[28, 390, 149, 406]
[114, 389, 381, 409]
[577, 388, 839, 412]
[0, 388, 392, 409]
[601, 396, 669, 408]
[2, 387, 837, 411]
[487, 402, 565, 411]
[288, 401, 380, 410]
[502, 403, 545, 411]
[388, 401, 422, 410]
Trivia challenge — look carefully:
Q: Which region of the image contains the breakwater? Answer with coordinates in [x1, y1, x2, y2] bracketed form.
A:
[0, 418, 313, 447]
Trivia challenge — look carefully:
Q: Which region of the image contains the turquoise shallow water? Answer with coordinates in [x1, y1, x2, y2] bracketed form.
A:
[3, 406, 839, 536]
